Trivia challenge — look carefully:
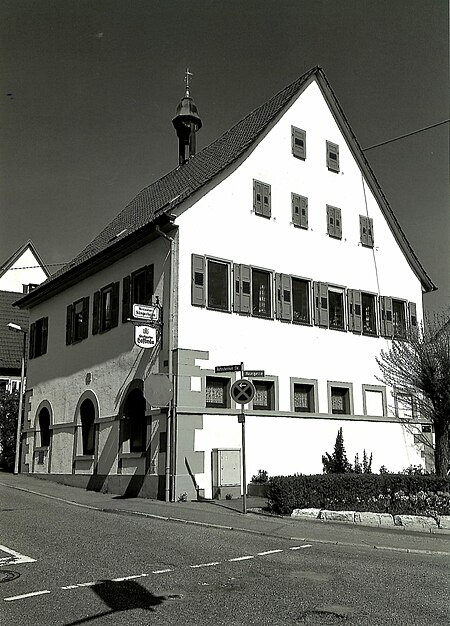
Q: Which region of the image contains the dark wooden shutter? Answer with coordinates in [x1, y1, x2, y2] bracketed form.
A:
[348, 289, 362, 333]
[291, 126, 306, 159]
[380, 296, 393, 337]
[191, 254, 206, 307]
[233, 263, 241, 312]
[240, 264, 251, 314]
[367, 217, 374, 247]
[292, 194, 301, 226]
[334, 208, 342, 239]
[81, 297, 90, 339]
[360, 216, 368, 245]
[300, 196, 308, 229]
[29, 322, 36, 359]
[122, 275, 131, 323]
[314, 282, 329, 327]
[111, 282, 120, 328]
[408, 302, 417, 336]
[92, 291, 100, 335]
[66, 304, 73, 345]
[262, 183, 271, 218]
[326, 205, 334, 236]
[253, 180, 263, 215]
[41, 317, 48, 355]
[276, 273, 291, 320]
[145, 265, 154, 304]
[326, 141, 339, 172]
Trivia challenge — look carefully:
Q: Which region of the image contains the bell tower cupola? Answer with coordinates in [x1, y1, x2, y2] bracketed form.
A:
[172, 68, 202, 165]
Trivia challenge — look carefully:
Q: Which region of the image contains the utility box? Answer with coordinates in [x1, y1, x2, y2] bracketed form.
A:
[211, 448, 241, 499]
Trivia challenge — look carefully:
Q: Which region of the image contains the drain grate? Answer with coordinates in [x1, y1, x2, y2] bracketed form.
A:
[0, 570, 20, 584]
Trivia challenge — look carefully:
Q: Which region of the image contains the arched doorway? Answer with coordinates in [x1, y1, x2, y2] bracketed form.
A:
[80, 399, 96, 456]
[38, 407, 51, 448]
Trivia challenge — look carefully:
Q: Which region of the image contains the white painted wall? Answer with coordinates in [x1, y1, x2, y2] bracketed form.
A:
[174, 77, 427, 494]
[0, 247, 48, 292]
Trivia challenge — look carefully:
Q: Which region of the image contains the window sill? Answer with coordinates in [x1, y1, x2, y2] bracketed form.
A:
[362, 331, 378, 337]
[74, 455, 94, 461]
[119, 452, 144, 459]
[34, 446, 49, 452]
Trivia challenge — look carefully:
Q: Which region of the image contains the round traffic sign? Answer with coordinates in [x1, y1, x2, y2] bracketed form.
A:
[230, 379, 255, 405]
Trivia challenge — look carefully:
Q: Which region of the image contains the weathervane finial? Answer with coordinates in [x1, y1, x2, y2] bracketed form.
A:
[185, 68, 193, 96]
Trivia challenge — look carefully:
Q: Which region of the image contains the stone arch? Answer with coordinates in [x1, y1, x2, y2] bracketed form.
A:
[74, 391, 100, 458]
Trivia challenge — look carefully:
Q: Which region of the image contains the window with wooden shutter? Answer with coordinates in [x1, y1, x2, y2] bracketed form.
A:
[66, 304, 73, 345]
[233, 263, 251, 314]
[327, 205, 342, 239]
[329, 288, 345, 330]
[347, 289, 362, 333]
[292, 277, 310, 324]
[292, 193, 308, 229]
[81, 297, 89, 340]
[122, 275, 131, 323]
[29, 322, 36, 358]
[362, 293, 377, 335]
[207, 259, 229, 311]
[392, 299, 406, 338]
[111, 281, 120, 328]
[41, 317, 48, 355]
[191, 254, 206, 307]
[253, 179, 271, 218]
[131, 265, 154, 306]
[30, 317, 48, 357]
[380, 296, 394, 337]
[92, 291, 100, 335]
[252, 268, 272, 318]
[275, 273, 291, 321]
[326, 141, 340, 172]
[313, 281, 329, 327]
[291, 126, 306, 159]
[360, 216, 374, 247]
[408, 302, 417, 336]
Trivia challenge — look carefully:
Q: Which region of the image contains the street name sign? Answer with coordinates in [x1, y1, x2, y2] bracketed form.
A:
[133, 303, 160, 322]
[243, 370, 265, 377]
[215, 364, 242, 373]
[134, 325, 157, 348]
[230, 379, 255, 405]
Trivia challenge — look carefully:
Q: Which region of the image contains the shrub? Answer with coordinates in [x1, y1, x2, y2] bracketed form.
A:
[251, 469, 269, 484]
[267, 473, 450, 516]
[322, 428, 352, 473]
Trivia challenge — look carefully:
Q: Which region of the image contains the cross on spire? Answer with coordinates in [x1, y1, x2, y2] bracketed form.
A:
[185, 68, 193, 96]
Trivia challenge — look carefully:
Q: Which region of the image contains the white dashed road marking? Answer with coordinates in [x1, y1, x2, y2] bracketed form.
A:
[3, 544, 312, 602]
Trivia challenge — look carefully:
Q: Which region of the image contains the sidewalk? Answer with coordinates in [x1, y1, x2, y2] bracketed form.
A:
[1, 473, 449, 554]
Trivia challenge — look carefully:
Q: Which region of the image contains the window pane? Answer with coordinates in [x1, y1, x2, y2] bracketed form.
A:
[207, 261, 228, 310]
[331, 387, 349, 414]
[294, 384, 313, 412]
[362, 293, 377, 334]
[73, 301, 84, 342]
[206, 377, 228, 407]
[329, 291, 344, 329]
[253, 381, 273, 410]
[252, 270, 271, 317]
[133, 271, 147, 305]
[393, 300, 406, 338]
[102, 289, 112, 330]
[292, 279, 310, 323]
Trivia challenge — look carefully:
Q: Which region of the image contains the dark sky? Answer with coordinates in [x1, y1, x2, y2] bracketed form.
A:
[1, 0, 448, 314]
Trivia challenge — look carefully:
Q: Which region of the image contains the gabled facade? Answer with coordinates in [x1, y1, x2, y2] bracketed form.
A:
[17, 67, 436, 498]
[0, 240, 50, 294]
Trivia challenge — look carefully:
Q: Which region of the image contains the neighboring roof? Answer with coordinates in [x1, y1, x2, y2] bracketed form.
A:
[0, 291, 29, 372]
[17, 66, 436, 308]
[0, 239, 51, 281]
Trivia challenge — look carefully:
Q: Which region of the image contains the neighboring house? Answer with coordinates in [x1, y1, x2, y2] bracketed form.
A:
[0, 241, 49, 394]
[16, 66, 436, 499]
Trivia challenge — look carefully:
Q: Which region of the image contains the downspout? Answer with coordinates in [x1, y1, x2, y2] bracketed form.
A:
[156, 225, 176, 502]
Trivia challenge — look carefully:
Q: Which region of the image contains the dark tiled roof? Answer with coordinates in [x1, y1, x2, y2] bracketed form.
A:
[38, 66, 319, 283]
[17, 65, 436, 306]
[0, 291, 29, 372]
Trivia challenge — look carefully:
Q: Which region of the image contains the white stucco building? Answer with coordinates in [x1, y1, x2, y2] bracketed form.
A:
[17, 67, 435, 500]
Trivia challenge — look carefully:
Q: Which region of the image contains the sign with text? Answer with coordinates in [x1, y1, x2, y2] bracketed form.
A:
[133, 303, 160, 322]
[215, 364, 242, 373]
[243, 370, 265, 378]
[134, 325, 157, 349]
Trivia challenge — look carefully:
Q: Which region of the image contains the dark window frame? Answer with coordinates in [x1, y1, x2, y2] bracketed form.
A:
[292, 381, 316, 413]
[252, 380, 275, 411]
[207, 258, 230, 311]
[29, 316, 48, 359]
[392, 299, 407, 339]
[205, 376, 231, 408]
[251, 267, 272, 318]
[361, 292, 378, 336]
[328, 382, 353, 415]
[328, 288, 345, 330]
[291, 276, 311, 325]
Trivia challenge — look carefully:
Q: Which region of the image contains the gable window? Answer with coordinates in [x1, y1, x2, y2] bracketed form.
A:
[293, 382, 315, 413]
[93, 282, 120, 334]
[253, 180, 271, 218]
[291, 193, 308, 229]
[291, 126, 306, 159]
[206, 377, 230, 408]
[122, 265, 154, 322]
[326, 141, 340, 172]
[252, 380, 274, 411]
[23, 283, 38, 294]
[360, 215, 374, 247]
[29, 316, 48, 359]
[326, 205, 342, 239]
[66, 297, 89, 345]
[252, 268, 272, 318]
[328, 382, 353, 415]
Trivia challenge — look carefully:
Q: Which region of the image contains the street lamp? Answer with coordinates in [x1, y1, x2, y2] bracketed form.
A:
[7, 322, 27, 475]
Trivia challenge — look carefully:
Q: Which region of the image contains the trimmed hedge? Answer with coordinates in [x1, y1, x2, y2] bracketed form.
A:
[267, 474, 450, 517]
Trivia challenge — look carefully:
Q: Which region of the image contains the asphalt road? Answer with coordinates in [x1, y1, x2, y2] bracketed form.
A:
[1, 484, 449, 626]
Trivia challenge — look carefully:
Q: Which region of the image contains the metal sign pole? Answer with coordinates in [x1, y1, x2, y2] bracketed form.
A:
[240, 361, 247, 514]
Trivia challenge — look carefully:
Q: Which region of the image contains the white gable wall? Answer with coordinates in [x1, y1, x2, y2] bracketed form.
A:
[174, 79, 425, 494]
[0, 247, 48, 293]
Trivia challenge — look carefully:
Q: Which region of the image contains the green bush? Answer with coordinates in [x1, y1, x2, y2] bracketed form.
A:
[267, 474, 450, 517]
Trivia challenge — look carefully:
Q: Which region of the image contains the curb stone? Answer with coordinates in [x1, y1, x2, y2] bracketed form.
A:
[291, 508, 447, 531]
[394, 514, 438, 529]
[291, 508, 321, 519]
[438, 515, 450, 529]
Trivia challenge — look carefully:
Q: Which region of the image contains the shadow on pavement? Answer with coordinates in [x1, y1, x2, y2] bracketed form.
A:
[63, 579, 166, 625]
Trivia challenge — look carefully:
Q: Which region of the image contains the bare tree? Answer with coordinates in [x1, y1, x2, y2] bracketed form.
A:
[376, 313, 450, 477]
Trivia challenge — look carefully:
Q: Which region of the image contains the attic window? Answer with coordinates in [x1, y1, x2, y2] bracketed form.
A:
[326, 141, 340, 172]
[291, 127, 306, 159]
